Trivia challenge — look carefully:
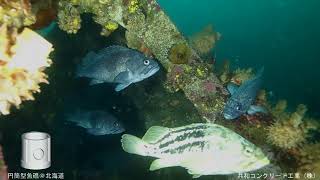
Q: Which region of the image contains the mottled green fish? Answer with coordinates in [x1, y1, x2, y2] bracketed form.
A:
[121, 123, 269, 178]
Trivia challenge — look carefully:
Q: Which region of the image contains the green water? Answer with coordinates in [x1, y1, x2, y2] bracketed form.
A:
[158, 0, 320, 116]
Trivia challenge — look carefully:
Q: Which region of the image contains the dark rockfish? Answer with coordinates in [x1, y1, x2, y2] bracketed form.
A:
[223, 68, 267, 120]
[66, 110, 125, 135]
[121, 123, 269, 178]
[76, 45, 160, 91]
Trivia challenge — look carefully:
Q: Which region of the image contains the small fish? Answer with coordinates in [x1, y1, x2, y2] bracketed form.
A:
[223, 67, 267, 120]
[66, 110, 125, 135]
[76, 45, 160, 91]
[121, 123, 269, 178]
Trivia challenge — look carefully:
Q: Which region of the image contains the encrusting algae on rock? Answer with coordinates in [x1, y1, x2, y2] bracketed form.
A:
[55, 0, 227, 123]
[295, 143, 320, 178]
[57, 1, 81, 34]
[0, 0, 36, 28]
[0, 25, 53, 115]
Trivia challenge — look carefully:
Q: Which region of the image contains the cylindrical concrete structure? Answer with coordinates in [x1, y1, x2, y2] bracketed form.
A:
[21, 132, 51, 170]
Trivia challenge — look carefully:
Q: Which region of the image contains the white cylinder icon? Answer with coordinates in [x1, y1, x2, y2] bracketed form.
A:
[21, 132, 51, 170]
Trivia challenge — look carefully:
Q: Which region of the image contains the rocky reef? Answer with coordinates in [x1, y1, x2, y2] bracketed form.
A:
[55, 0, 227, 123]
[296, 143, 320, 178]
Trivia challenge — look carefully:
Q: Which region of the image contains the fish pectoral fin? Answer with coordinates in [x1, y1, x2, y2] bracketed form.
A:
[149, 158, 177, 171]
[142, 126, 170, 143]
[114, 71, 131, 91]
[87, 128, 105, 136]
[114, 71, 130, 82]
[247, 105, 268, 115]
[115, 83, 131, 92]
[89, 79, 104, 85]
[187, 170, 201, 179]
[227, 83, 239, 95]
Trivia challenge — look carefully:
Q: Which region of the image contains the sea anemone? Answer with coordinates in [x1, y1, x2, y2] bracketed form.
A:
[168, 43, 192, 64]
[266, 121, 306, 149]
[266, 104, 309, 149]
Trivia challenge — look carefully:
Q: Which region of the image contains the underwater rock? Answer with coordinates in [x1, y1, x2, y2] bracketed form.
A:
[126, 75, 203, 128]
[29, 0, 57, 30]
[296, 143, 320, 177]
[59, 0, 125, 35]
[0, 0, 36, 28]
[168, 43, 192, 64]
[0, 26, 52, 115]
[57, 1, 81, 34]
[55, 0, 226, 123]
[164, 63, 226, 122]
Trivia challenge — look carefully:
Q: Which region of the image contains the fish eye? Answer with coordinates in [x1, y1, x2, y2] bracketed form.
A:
[236, 104, 242, 111]
[244, 147, 253, 155]
[144, 60, 150, 65]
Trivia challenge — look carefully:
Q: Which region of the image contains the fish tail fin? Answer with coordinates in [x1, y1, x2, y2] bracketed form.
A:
[75, 63, 89, 78]
[75, 51, 98, 77]
[121, 134, 149, 156]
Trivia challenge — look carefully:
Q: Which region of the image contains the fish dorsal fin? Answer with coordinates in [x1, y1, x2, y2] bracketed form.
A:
[97, 45, 129, 55]
[142, 126, 170, 143]
[227, 83, 239, 95]
[82, 46, 128, 66]
[80, 51, 100, 67]
[247, 105, 267, 115]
